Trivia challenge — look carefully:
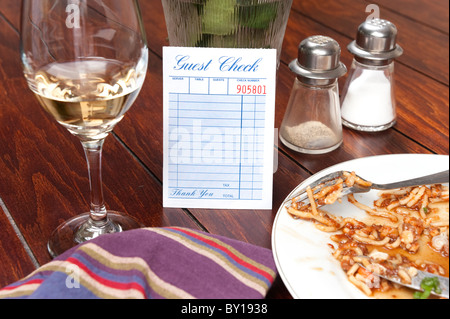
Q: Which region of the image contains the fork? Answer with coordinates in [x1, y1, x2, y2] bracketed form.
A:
[284, 170, 449, 207]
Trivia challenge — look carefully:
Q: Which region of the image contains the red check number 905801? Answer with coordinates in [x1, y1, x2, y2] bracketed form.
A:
[236, 84, 267, 95]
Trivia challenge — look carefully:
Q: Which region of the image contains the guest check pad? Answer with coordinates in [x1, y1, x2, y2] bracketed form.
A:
[163, 47, 277, 210]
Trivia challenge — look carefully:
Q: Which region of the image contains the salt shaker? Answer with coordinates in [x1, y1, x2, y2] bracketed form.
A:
[280, 36, 347, 154]
[341, 19, 403, 132]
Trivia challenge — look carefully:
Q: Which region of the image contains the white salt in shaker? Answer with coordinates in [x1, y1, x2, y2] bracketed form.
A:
[280, 36, 347, 154]
[341, 19, 403, 132]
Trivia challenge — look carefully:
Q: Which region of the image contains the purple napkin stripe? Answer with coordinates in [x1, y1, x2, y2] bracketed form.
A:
[1, 242, 195, 299]
[66, 247, 176, 298]
[67, 249, 151, 287]
[0, 227, 277, 299]
[156, 227, 276, 287]
[0, 277, 44, 299]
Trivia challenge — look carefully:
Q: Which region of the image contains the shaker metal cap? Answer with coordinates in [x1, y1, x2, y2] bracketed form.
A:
[348, 19, 403, 61]
[289, 35, 347, 80]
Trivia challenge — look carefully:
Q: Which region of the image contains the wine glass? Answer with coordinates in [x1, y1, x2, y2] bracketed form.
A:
[20, 0, 148, 257]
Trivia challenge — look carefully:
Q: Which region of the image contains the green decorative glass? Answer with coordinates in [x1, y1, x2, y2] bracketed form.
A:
[161, 0, 293, 65]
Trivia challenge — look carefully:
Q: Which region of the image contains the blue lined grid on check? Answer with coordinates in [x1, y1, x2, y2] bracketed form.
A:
[163, 47, 276, 210]
[168, 90, 265, 201]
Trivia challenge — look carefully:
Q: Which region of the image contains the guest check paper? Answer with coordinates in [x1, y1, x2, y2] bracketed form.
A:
[162, 47, 277, 210]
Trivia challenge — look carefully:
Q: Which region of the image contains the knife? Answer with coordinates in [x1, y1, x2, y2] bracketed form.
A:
[358, 263, 449, 299]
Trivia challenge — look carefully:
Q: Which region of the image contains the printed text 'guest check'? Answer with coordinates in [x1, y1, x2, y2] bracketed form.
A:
[163, 47, 276, 210]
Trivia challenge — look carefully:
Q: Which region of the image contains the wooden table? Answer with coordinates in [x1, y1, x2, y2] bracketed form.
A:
[0, 0, 448, 299]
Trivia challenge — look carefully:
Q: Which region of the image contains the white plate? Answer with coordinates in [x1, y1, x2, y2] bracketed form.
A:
[272, 154, 449, 299]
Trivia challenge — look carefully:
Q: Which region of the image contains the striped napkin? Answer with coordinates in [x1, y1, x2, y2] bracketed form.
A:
[0, 227, 277, 299]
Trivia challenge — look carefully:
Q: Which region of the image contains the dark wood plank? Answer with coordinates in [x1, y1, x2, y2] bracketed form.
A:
[0, 204, 37, 287]
[0, 7, 38, 288]
[0, 0, 20, 32]
[114, 54, 165, 180]
[0, 15, 20, 79]
[393, 64, 449, 155]
[292, 0, 449, 85]
[368, 0, 449, 33]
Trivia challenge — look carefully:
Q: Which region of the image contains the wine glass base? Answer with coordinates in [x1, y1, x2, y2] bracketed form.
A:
[47, 211, 143, 258]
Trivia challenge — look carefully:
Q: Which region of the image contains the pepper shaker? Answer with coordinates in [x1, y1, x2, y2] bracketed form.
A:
[341, 19, 403, 132]
[280, 35, 347, 154]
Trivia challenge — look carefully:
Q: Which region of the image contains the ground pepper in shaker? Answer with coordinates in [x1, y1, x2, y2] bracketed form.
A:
[280, 35, 347, 154]
[341, 19, 403, 132]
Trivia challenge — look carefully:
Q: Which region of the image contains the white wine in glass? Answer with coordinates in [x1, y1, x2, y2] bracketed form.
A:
[20, 0, 149, 257]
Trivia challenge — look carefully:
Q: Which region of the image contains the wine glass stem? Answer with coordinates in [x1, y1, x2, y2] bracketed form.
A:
[81, 139, 108, 223]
